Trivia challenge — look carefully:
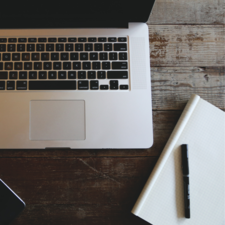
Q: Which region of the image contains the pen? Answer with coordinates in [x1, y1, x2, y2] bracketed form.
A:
[181, 144, 190, 218]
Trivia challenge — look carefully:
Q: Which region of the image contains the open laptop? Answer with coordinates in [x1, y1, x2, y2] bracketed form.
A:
[0, 0, 155, 149]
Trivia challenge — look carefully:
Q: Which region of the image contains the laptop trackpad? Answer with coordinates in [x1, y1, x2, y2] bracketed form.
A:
[30, 100, 85, 140]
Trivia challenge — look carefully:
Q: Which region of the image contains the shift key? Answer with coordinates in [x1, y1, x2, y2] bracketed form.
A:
[108, 71, 128, 79]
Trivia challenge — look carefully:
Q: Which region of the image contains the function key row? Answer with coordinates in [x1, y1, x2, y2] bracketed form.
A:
[0, 37, 127, 43]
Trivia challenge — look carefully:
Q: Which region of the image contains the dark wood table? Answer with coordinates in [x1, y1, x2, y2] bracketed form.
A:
[1, 0, 224, 224]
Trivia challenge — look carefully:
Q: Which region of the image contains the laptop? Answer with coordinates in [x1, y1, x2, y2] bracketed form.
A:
[0, 0, 155, 149]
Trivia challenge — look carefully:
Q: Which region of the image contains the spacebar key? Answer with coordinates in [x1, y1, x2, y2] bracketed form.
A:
[29, 81, 76, 90]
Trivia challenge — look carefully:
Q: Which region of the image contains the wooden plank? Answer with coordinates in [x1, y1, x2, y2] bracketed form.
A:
[148, 0, 225, 25]
[148, 25, 225, 66]
[151, 66, 225, 110]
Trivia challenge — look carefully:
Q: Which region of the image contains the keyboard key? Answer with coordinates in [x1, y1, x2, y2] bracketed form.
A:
[120, 84, 128, 90]
[46, 44, 54, 51]
[27, 44, 35, 51]
[15, 62, 23, 70]
[90, 80, 98, 90]
[66, 44, 74, 51]
[108, 37, 117, 42]
[48, 71, 57, 79]
[68, 71, 76, 79]
[61, 53, 68, 60]
[36, 44, 45, 51]
[58, 38, 67, 42]
[90, 52, 98, 60]
[56, 44, 64, 51]
[68, 38, 77, 42]
[32, 53, 40, 60]
[110, 80, 118, 90]
[114, 43, 127, 51]
[85, 43, 93, 51]
[48, 38, 57, 42]
[97, 71, 106, 79]
[34, 62, 42, 70]
[83, 62, 91, 70]
[53, 62, 61, 70]
[78, 38, 87, 42]
[104, 43, 112, 51]
[88, 38, 97, 42]
[80, 53, 88, 60]
[92, 62, 100, 70]
[88, 71, 96, 79]
[8, 38, 17, 42]
[75, 44, 83, 51]
[5, 63, 13, 70]
[78, 71, 86, 79]
[17, 81, 27, 90]
[44, 62, 52, 70]
[58, 71, 67, 79]
[0, 72, 7, 79]
[100, 85, 108, 90]
[7, 81, 15, 90]
[51, 53, 59, 60]
[22, 53, 30, 60]
[28, 38, 37, 42]
[39, 71, 47, 79]
[12, 53, 20, 61]
[94, 43, 102, 51]
[109, 52, 117, 60]
[17, 44, 25, 51]
[24, 62, 32, 70]
[0, 44, 6, 52]
[78, 81, 88, 90]
[0, 81, 5, 90]
[98, 37, 106, 42]
[70, 53, 78, 60]
[100, 53, 108, 60]
[112, 62, 127, 69]
[63, 62, 71, 70]
[19, 71, 27, 79]
[18, 38, 27, 42]
[102, 62, 110, 70]
[119, 52, 127, 60]
[118, 37, 127, 42]
[7, 44, 15, 52]
[38, 38, 47, 42]
[29, 71, 37, 79]
[0, 38, 7, 43]
[41, 53, 49, 60]
[3, 53, 10, 61]
[108, 71, 128, 79]
[29, 81, 76, 90]
[73, 62, 81, 70]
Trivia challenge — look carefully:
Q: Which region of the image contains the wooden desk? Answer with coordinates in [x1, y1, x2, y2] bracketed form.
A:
[1, 1, 224, 224]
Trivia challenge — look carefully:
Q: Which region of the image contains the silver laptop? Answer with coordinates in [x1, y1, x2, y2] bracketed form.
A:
[0, 0, 155, 149]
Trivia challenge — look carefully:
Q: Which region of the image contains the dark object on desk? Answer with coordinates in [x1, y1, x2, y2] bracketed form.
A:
[0, 179, 25, 225]
[181, 144, 190, 219]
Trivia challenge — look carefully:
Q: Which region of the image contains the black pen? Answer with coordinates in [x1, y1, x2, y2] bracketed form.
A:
[181, 144, 190, 218]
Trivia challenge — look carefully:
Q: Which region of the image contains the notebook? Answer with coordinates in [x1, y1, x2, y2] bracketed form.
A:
[132, 94, 225, 224]
[0, 0, 155, 149]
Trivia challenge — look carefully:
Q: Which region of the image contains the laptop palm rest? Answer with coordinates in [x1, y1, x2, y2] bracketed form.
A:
[30, 100, 85, 141]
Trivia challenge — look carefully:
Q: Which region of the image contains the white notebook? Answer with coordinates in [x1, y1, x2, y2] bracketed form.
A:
[132, 94, 225, 225]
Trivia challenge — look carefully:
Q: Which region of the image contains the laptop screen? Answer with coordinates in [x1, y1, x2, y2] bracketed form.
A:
[0, 0, 155, 28]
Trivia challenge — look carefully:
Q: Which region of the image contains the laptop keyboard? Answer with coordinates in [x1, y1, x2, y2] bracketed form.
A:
[0, 37, 129, 91]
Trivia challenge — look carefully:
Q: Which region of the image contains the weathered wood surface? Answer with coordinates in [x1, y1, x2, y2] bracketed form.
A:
[148, 0, 225, 25]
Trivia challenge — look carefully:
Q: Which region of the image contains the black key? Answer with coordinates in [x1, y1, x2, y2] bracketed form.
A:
[68, 71, 76, 79]
[108, 37, 117, 42]
[119, 52, 127, 60]
[83, 62, 91, 70]
[104, 43, 112, 51]
[38, 38, 47, 42]
[73, 62, 81, 70]
[39, 71, 47, 79]
[120, 84, 128, 90]
[92, 62, 100, 70]
[0, 81, 5, 90]
[27, 44, 35, 51]
[100, 85, 108, 90]
[78, 38, 86, 42]
[46, 44, 54, 51]
[66, 44, 74, 51]
[97, 71, 106, 79]
[29, 81, 76, 90]
[100, 53, 108, 60]
[78, 80, 88, 90]
[7, 44, 15, 52]
[32, 53, 40, 60]
[12, 53, 20, 61]
[0, 44, 6, 52]
[102, 62, 110, 70]
[17, 81, 27, 90]
[58, 38, 67, 42]
[61, 53, 68, 60]
[110, 80, 118, 90]
[5, 63, 13, 70]
[17, 44, 25, 51]
[85, 43, 93, 51]
[7, 81, 15, 90]
[118, 37, 127, 42]
[24, 62, 32, 70]
[18, 38, 27, 42]
[98, 37, 106, 42]
[53, 62, 61, 70]
[28, 38, 37, 42]
[108, 71, 128, 79]
[112, 62, 127, 69]
[48, 38, 57, 42]
[8, 38, 17, 42]
[114, 43, 127, 51]
[0, 72, 7, 79]
[29, 71, 37, 79]
[88, 71, 96, 79]
[80, 53, 88, 60]
[14, 62, 23, 70]
[70, 53, 78, 60]
[58, 71, 67, 79]
[63, 62, 71, 70]
[3, 53, 10, 61]
[94, 43, 102, 51]
[109, 52, 117, 60]
[22, 53, 30, 60]
[36, 44, 45, 51]
[78, 71, 86, 79]
[51, 53, 59, 60]
[0, 38, 7, 43]
[90, 52, 98, 60]
[48, 71, 57, 79]
[41, 53, 49, 60]
[19, 71, 27, 79]
[88, 38, 97, 42]
[44, 62, 52, 70]
[0, 63, 2, 70]
[75, 44, 83, 51]
[34, 62, 42, 70]
[68, 38, 77, 42]
[56, 43, 64, 51]
[90, 80, 98, 90]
